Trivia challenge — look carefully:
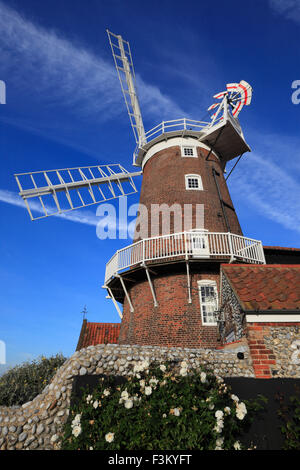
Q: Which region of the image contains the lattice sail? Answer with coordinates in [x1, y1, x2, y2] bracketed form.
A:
[107, 30, 146, 146]
[15, 164, 142, 221]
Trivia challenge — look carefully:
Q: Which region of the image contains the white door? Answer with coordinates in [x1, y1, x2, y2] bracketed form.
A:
[191, 233, 210, 257]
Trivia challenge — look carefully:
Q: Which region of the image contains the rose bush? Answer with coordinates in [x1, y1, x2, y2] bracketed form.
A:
[61, 360, 265, 450]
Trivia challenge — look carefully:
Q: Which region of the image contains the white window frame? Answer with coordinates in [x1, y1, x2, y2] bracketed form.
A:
[185, 174, 203, 190]
[181, 145, 197, 158]
[198, 280, 218, 326]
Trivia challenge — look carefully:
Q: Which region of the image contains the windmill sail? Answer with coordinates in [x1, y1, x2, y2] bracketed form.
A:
[15, 164, 142, 221]
[107, 30, 146, 147]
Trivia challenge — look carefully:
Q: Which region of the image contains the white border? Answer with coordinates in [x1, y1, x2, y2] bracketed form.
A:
[142, 137, 219, 169]
[246, 314, 300, 323]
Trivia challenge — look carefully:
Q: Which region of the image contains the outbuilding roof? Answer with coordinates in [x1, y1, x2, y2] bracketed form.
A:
[221, 264, 300, 312]
[76, 320, 121, 350]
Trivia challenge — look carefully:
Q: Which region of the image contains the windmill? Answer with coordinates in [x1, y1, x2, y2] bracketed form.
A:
[14, 30, 265, 348]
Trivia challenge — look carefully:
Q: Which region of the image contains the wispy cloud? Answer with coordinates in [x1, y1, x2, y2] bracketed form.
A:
[0, 189, 99, 226]
[0, 1, 186, 128]
[230, 151, 300, 235]
[269, 0, 300, 24]
[0, 189, 137, 235]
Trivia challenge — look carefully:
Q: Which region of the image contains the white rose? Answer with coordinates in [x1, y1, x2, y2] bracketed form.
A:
[86, 395, 93, 404]
[71, 414, 81, 427]
[124, 399, 133, 409]
[200, 372, 207, 383]
[231, 394, 239, 403]
[215, 410, 224, 420]
[236, 402, 247, 420]
[72, 425, 82, 437]
[215, 437, 224, 450]
[149, 378, 159, 386]
[105, 432, 114, 443]
[144, 386, 152, 396]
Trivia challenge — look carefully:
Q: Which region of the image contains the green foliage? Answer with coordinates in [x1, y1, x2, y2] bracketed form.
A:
[0, 354, 67, 406]
[277, 388, 300, 450]
[61, 361, 266, 450]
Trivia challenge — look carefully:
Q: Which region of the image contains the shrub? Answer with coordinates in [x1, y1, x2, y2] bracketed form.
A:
[61, 360, 266, 450]
[0, 354, 67, 406]
[277, 387, 300, 450]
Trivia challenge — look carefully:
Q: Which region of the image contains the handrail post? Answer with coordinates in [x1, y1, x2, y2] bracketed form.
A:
[228, 232, 234, 261]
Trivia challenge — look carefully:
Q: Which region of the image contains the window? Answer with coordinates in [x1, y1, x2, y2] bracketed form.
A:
[181, 146, 197, 157]
[185, 174, 203, 190]
[198, 280, 218, 325]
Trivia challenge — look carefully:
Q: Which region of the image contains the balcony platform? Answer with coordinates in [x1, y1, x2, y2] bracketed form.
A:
[104, 231, 265, 286]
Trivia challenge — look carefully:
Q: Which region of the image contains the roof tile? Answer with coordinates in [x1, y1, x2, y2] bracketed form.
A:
[222, 264, 300, 312]
[76, 321, 121, 350]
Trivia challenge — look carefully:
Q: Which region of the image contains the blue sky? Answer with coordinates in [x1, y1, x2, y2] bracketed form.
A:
[0, 0, 299, 373]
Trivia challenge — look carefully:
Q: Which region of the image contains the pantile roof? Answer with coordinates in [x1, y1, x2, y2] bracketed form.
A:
[76, 320, 121, 350]
[221, 264, 300, 312]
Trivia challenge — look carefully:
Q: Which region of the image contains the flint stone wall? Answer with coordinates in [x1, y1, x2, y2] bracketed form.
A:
[0, 342, 253, 450]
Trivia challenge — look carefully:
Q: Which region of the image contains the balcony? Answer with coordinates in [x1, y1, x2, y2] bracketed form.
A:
[104, 231, 266, 284]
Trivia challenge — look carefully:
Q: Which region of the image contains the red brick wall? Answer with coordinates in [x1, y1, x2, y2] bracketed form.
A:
[134, 144, 243, 241]
[247, 322, 300, 378]
[118, 269, 221, 348]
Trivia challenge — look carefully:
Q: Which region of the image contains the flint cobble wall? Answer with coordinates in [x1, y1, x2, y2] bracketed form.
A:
[0, 342, 253, 450]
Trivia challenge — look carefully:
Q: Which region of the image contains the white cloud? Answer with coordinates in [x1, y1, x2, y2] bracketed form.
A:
[229, 152, 300, 235]
[0, 1, 186, 126]
[0, 188, 99, 226]
[269, 0, 300, 24]
[0, 188, 136, 235]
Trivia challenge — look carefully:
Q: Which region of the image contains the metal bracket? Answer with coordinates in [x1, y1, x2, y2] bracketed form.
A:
[117, 275, 134, 313]
[142, 263, 158, 308]
[186, 260, 192, 304]
[103, 285, 123, 319]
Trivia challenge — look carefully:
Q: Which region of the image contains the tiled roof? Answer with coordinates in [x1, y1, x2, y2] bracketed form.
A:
[221, 264, 300, 312]
[76, 320, 121, 350]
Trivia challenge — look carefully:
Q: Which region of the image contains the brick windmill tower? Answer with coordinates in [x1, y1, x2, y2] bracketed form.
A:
[103, 32, 265, 348]
[14, 31, 265, 349]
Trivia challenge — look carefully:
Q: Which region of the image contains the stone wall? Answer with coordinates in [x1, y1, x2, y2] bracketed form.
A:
[0, 342, 253, 450]
[219, 273, 246, 343]
[247, 323, 300, 378]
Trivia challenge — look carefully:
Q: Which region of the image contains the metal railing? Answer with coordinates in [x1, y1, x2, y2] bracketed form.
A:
[133, 116, 224, 164]
[104, 231, 265, 283]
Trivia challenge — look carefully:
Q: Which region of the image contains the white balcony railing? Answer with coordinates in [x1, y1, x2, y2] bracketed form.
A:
[104, 231, 266, 284]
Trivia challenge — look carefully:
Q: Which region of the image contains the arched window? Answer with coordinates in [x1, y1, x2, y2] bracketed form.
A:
[197, 280, 218, 325]
[185, 174, 203, 190]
